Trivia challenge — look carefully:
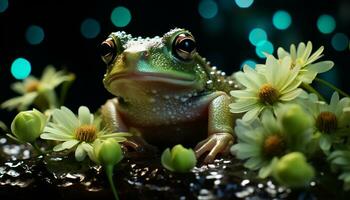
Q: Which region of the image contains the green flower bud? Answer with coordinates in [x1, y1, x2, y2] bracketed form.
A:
[273, 152, 315, 188]
[281, 104, 313, 136]
[11, 109, 46, 143]
[94, 138, 123, 166]
[161, 144, 197, 173]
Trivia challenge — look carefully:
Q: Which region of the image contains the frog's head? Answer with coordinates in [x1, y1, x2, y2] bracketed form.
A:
[100, 28, 208, 98]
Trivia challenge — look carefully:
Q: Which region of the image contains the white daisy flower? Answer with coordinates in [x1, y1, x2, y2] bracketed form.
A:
[299, 92, 350, 153]
[268, 41, 334, 84]
[328, 150, 350, 190]
[230, 55, 303, 122]
[230, 111, 286, 178]
[1, 66, 74, 111]
[40, 106, 131, 161]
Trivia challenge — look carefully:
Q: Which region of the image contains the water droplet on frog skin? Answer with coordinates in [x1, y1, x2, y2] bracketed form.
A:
[206, 80, 213, 85]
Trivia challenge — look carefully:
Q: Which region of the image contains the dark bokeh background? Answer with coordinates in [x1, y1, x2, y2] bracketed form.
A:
[1, 0, 349, 124]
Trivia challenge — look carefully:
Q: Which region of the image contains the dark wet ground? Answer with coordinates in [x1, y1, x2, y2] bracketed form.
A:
[0, 136, 349, 200]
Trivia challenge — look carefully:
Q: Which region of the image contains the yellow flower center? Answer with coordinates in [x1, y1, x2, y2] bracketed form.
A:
[316, 111, 338, 133]
[258, 84, 279, 105]
[75, 125, 97, 142]
[263, 135, 285, 158]
[25, 81, 40, 92]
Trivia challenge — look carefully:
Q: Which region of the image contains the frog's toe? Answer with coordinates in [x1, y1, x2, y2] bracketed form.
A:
[122, 136, 156, 153]
[123, 139, 143, 152]
[195, 133, 234, 163]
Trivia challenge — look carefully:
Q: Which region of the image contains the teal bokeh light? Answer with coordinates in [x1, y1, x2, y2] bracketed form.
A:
[111, 6, 131, 27]
[235, 0, 254, 8]
[331, 33, 349, 51]
[317, 14, 336, 34]
[198, 0, 218, 19]
[0, 0, 8, 13]
[25, 25, 45, 45]
[241, 60, 256, 69]
[81, 18, 100, 39]
[272, 10, 292, 30]
[256, 40, 274, 58]
[11, 58, 31, 80]
[249, 28, 267, 46]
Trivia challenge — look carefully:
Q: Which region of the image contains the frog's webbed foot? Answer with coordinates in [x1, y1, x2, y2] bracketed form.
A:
[194, 133, 234, 163]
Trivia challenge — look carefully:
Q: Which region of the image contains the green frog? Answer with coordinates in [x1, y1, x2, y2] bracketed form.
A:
[99, 28, 239, 163]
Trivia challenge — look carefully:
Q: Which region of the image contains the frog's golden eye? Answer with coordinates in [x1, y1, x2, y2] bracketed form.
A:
[99, 38, 116, 64]
[172, 33, 196, 61]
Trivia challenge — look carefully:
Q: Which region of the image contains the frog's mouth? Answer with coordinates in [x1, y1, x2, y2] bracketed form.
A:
[104, 72, 200, 95]
[106, 72, 196, 86]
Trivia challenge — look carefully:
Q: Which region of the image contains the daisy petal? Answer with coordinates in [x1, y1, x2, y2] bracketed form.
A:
[306, 46, 324, 65]
[40, 133, 73, 141]
[75, 143, 87, 161]
[78, 106, 92, 125]
[307, 61, 334, 73]
[230, 90, 257, 99]
[52, 107, 76, 132]
[319, 135, 332, 153]
[229, 100, 259, 113]
[235, 72, 259, 89]
[277, 47, 289, 59]
[53, 140, 79, 151]
[242, 106, 264, 122]
[280, 88, 303, 101]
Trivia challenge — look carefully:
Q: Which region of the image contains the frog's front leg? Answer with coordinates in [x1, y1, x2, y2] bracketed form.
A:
[195, 93, 235, 163]
[101, 98, 151, 152]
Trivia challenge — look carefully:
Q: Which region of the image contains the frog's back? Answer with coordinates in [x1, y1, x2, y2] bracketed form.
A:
[195, 55, 241, 94]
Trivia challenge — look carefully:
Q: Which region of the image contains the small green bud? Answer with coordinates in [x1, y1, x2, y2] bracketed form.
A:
[11, 109, 46, 143]
[161, 144, 197, 173]
[273, 152, 315, 188]
[94, 138, 123, 166]
[281, 104, 313, 136]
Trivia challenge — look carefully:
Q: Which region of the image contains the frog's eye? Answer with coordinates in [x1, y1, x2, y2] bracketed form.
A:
[99, 38, 116, 64]
[172, 33, 196, 61]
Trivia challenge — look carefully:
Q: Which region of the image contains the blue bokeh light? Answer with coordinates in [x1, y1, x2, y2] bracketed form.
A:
[249, 28, 267, 46]
[235, 0, 254, 8]
[111, 6, 131, 27]
[0, 0, 8, 13]
[272, 10, 292, 30]
[331, 33, 349, 51]
[198, 0, 218, 19]
[317, 14, 336, 34]
[81, 18, 101, 39]
[11, 58, 31, 80]
[256, 40, 274, 58]
[241, 60, 257, 69]
[25, 25, 45, 45]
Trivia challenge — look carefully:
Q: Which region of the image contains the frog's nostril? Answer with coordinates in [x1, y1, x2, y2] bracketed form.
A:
[142, 51, 150, 59]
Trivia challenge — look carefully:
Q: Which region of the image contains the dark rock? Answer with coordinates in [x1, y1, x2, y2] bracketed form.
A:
[0, 136, 348, 200]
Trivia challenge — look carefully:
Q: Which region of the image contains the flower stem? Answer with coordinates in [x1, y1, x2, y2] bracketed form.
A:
[59, 74, 75, 106]
[301, 83, 325, 101]
[314, 77, 350, 98]
[31, 142, 44, 155]
[105, 165, 119, 200]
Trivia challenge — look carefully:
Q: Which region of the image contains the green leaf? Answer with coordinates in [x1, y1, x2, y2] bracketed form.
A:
[161, 148, 174, 171]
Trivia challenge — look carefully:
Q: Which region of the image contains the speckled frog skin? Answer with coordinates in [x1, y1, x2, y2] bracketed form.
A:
[100, 28, 239, 163]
